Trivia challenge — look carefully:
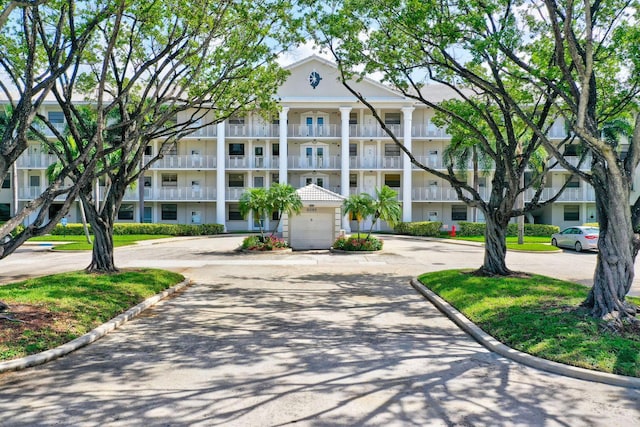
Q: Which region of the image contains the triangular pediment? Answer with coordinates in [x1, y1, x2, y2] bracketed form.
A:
[278, 56, 406, 102]
[296, 184, 346, 203]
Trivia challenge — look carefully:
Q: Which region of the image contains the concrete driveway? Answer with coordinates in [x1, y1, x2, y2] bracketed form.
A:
[0, 235, 638, 426]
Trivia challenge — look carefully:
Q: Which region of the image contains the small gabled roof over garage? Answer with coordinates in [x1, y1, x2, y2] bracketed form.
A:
[296, 184, 346, 206]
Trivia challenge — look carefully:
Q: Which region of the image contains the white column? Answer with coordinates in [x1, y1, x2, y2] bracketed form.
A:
[278, 107, 289, 184]
[339, 106, 352, 232]
[216, 121, 226, 231]
[402, 107, 415, 222]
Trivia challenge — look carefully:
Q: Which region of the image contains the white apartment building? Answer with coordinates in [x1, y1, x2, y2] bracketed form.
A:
[2, 56, 625, 232]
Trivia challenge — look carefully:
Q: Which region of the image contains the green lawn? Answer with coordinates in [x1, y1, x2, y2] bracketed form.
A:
[449, 235, 559, 252]
[418, 270, 640, 377]
[0, 269, 184, 361]
[30, 234, 171, 250]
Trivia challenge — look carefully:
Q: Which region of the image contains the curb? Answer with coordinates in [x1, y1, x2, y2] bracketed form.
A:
[0, 277, 192, 374]
[410, 278, 640, 389]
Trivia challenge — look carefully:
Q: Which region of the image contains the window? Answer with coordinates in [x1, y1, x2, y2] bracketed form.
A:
[384, 112, 401, 125]
[384, 143, 400, 156]
[118, 204, 134, 220]
[229, 143, 245, 156]
[451, 205, 468, 221]
[144, 145, 152, 156]
[228, 203, 243, 220]
[144, 176, 152, 187]
[384, 174, 401, 188]
[48, 111, 64, 124]
[161, 144, 177, 155]
[0, 203, 10, 221]
[272, 173, 279, 184]
[161, 173, 177, 187]
[566, 175, 580, 188]
[2, 174, 10, 189]
[272, 143, 279, 156]
[161, 204, 178, 220]
[30, 175, 40, 187]
[564, 145, 579, 156]
[228, 173, 244, 187]
[564, 205, 580, 221]
[272, 211, 280, 221]
[228, 116, 245, 125]
[48, 204, 63, 219]
[254, 176, 264, 187]
[350, 174, 358, 188]
[349, 143, 357, 156]
[271, 118, 280, 125]
[349, 113, 358, 125]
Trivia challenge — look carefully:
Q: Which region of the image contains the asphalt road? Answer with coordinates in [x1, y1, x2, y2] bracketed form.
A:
[0, 235, 638, 426]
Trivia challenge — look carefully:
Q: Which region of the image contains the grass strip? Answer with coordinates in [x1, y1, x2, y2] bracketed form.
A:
[0, 269, 184, 361]
[30, 234, 171, 250]
[418, 270, 640, 377]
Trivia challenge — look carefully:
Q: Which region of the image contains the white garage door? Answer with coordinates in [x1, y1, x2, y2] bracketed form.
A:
[289, 207, 334, 250]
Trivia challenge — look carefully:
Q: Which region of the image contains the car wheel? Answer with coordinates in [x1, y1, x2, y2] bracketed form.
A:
[575, 242, 582, 252]
[551, 238, 557, 247]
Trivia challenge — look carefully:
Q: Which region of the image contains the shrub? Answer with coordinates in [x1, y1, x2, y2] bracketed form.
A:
[394, 221, 442, 237]
[333, 235, 383, 251]
[50, 223, 224, 236]
[457, 222, 560, 237]
[241, 235, 289, 251]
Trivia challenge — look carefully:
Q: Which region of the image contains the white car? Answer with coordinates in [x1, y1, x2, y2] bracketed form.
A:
[551, 226, 599, 252]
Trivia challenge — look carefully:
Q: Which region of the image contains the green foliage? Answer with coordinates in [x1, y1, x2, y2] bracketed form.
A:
[49, 223, 224, 236]
[419, 270, 640, 377]
[394, 221, 443, 237]
[457, 222, 559, 237]
[241, 235, 289, 251]
[343, 193, 375, 234]
[333, 235, 383, 251]
[0, 269, 184, 361]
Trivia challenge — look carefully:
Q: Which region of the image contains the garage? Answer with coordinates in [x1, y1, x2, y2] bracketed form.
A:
[284, 185, 345, 250]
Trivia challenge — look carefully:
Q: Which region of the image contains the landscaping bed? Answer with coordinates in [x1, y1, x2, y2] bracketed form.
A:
[418, 270, 640, 377]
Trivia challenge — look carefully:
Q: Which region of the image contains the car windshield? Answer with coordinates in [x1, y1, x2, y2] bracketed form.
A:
[584, 227, 599, 234]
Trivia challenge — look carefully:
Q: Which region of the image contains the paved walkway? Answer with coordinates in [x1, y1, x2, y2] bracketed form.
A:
[0, 236, 638, 426]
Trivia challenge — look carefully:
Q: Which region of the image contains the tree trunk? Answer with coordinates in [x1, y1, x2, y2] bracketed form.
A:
[85, 217, 117, 273]
[79, 199, 92, 244]
[583, 174, 637, 321]
[82, 197, 118, 273]
[477, 212, 512, 276]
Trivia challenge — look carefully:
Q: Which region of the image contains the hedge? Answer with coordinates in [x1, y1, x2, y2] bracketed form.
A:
[50, 223, 224, 236]
[457, 222, 560, 237]
[394, 221, 443, 237]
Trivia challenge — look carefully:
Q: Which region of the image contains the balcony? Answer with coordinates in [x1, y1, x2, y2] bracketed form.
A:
[349, 156, 402, 169]
[288, 155, 341, 169]
[147, 155, 216, 169]
[411, 186, 483, 201]
[412, 155, 444, 169]
[412, 124, 450, 139]
[289, 124, 339, 138]
[349, 124, 403, 139]
[226, 187, 246, 200]
[18, 186, 73, 201]
[183, 124, 217, 138]
[350, 187, 403, 200]
[115, 186, 217, 202]
[16, 153, 58, 169]
[524, 187, 595, 202]
[548, 155, 593, 171]
[225, 124, 280, 138]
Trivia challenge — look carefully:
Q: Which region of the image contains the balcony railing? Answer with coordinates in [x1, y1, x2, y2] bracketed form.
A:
[288, 155, 341, 169]
[524, 187, 595, 202]
[288, 124, 340, 138]
[16, 154, 58, 169]
[548, 155, 593, 171]
[412, 124, 450, 139]
[350, 187, 403, 200]
[183, 125, 217, 138]
[349, 124, 403, 138]
[146, 155, 216, 169]
[18, 186, 73, 200]
[114, 187, 217, 201]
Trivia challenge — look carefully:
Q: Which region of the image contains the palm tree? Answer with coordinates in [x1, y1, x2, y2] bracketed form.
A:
[366, 185, 401, 240]
[343, 193, 374, 236]
[268, 183, 302, 236]
[239, 187, 270, 239]
[45, 135, 92, 244]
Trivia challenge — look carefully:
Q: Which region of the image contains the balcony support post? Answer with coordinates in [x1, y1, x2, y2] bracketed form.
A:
[278, 107, 289, 185]
[402, 107, 414, 222]
[339, 106, 351, 232]
[216, 121, 226, 231]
